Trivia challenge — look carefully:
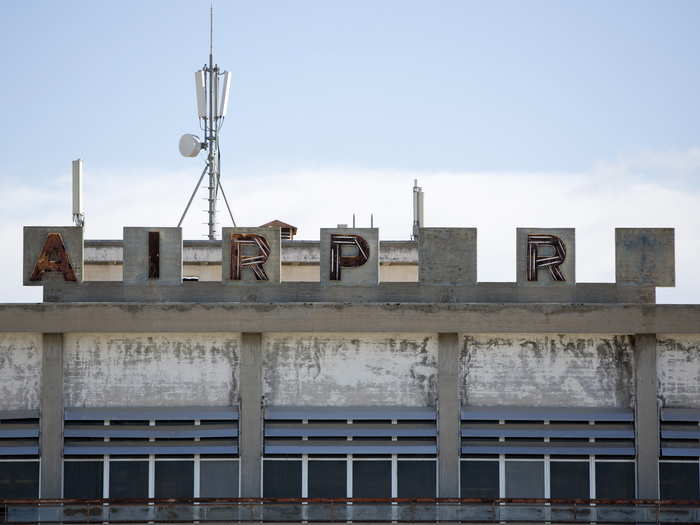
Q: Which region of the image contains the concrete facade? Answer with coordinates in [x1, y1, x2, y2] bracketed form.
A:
[63, 333, 240, 407]
[657, 335, 700, 407]
[262, 333, 437, 406]
[0, 332, 42, 411]
[460, 334, 635, 407]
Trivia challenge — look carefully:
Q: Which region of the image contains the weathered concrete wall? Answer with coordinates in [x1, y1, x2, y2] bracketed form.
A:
[83, 264, 123, 281]
[658, 335, 700, 407]
[0, 333, 42, 411]
[263, 333, 437, 406]
[460, 334, 635, 407]
[63, 333, 240, 407]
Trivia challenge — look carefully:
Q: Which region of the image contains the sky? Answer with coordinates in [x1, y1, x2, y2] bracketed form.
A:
[1, 1, 699, 303]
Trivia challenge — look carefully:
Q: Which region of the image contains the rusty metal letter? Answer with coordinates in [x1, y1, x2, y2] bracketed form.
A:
[330, 234, 370, 280]
[230, 234, 271, 280]
[527, 234, 566, 281]
[148, 231, 160, 279]
[29, 232, 77, 282]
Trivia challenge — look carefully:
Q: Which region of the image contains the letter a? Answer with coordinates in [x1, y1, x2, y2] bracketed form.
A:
[29, 233, 77, 281]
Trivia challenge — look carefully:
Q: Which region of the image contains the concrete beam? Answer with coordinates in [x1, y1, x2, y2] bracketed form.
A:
[42, 281, 655, 305]
[40, 333, 64, 498]
[239, 333, 263, 497]
[635, 334, 659, 499]
[438, 333, 459, 497]
[1, 303, 700, 334]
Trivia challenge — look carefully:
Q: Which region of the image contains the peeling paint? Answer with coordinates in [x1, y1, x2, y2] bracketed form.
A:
[63, 333, 240, 407]
[460, 334, 634, 407]
[658, 335, 700, 407]
[0, 333, 42, 411]
[263, 333, 437, 406]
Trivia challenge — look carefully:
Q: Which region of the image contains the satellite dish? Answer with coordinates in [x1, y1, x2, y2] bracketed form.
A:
[179, 134, 202, 157]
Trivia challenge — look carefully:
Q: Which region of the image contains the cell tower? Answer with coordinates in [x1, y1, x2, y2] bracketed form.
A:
[178, 3, 236, 239]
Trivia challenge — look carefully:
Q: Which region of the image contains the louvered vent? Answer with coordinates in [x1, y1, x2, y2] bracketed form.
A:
[0, 410, 39, 456]
[461, 406, 635, 456]
[265, 406, 436, 455]
[64, 406, 238, 455]
[661, 408, 700, 457]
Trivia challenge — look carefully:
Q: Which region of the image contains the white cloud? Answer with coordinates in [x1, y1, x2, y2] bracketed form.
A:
[2, 148, 699, 303]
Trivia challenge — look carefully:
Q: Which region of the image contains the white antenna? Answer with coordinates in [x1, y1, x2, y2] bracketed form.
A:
[178, 1, 236, 238]
[72, 159, 85, 228]
[412, 179, 424, 240]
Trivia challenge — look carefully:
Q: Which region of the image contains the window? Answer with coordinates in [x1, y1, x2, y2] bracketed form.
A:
[308, 460, 346, 498]
[200, 460, 238, 497]
[0, 462, 39, 498]
[505, 461, 544, 498]
[263, 460, 302, 498]
[64, 461, 103, 498]
[550, 461, 589, 499]
[461, 460, 499, 498]
[660, 462, 700, 499]
[155, 460, 193, 498]
[353, 461, 391, 499]
[397, 461, 436, 498]
[109, 461, 149, 498]
[595, 462, 635, 499]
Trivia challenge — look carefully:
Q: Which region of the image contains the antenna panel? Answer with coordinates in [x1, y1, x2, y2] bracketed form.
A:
[219, 71, 231, 118]
[195, 70, 206, 118]
[72, 159, 83, 216]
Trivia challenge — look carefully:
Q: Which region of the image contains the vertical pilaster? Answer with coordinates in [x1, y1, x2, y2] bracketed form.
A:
[635, 333, 659, 499]
[240, 332, 263, 497]
[438, 332, 460, 497]
[40, 333, 64, 498]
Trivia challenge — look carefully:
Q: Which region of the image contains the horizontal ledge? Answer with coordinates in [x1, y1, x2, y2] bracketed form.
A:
[64, 406, 238, 421]
[265, 442, 436, 454]
[265, 406, 436, 420]
[65, 425, 237, 438]
[461, 423, 633, 439]
[64, 441, 237, 455]
[461, 442, 635, 456]
[1, 303, 698, 333]
[460, 406, 634, 422]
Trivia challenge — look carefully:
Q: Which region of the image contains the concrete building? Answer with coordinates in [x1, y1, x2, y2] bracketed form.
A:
[1, 222, 700, 523]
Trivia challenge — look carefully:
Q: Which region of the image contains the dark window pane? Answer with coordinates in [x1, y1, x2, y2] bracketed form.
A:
[353, 461, 391, 498]
[65, 461, 103, 498]
[0, 462, 39, 498]
[398, 461, 436, 498]
[461, 461, 499, 498]
[506, 461, 543, 498]
[109, 461, 148, 498]
[550, 462, 589, 499]
[263, 461, 301, 498]
[595, 462, 635, 499]
[309, 461, 346, 498]
[155, 461, 194, 498]
[660, 463, 700, 500]
[200, 461, 238, 497]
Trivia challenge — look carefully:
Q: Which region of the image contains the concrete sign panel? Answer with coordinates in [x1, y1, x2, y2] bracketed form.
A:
[320, 228, 379, 285]
[516, 228, 575, 286]
[123, 227, 182, 283]
[616, 228, 675, 287]
[222, 227, 281, 283]
[23, 226, 83, 286]
[418, 228, 477, 284]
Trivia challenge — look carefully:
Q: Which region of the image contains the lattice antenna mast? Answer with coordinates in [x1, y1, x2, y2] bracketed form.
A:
[178, 2, 235, 238]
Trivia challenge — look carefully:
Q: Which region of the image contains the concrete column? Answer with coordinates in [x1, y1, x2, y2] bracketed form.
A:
[635, 333, 659, 499]
[40, 333, 64, 498]
[438, 333, 460, 497]
[240, 333, 263, 497]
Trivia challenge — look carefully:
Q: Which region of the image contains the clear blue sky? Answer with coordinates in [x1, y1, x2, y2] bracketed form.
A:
[1, 1, 699, 302]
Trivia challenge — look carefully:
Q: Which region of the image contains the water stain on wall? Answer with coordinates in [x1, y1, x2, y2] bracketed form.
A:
[0, 333, 41, 411]
[64, 333, 239, 407]
[263, 333, 437, 406]
[658, 335, 700, 408]
[461, 334, 634, 407]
